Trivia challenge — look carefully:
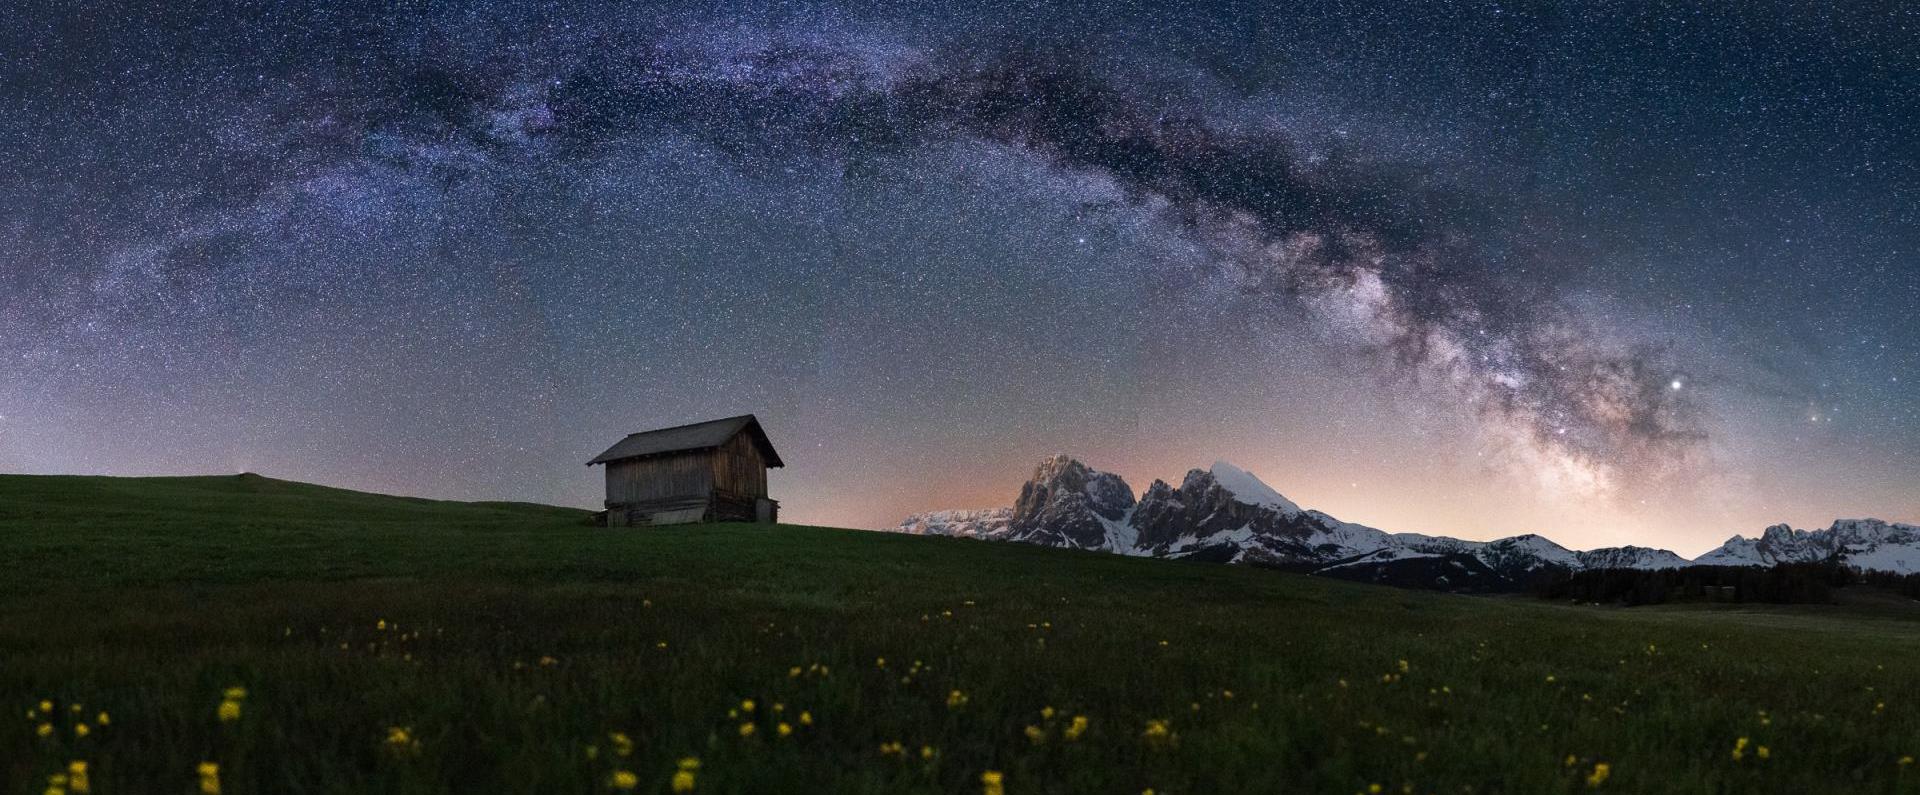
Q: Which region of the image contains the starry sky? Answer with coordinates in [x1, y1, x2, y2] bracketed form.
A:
[3, 0, 1916, 555]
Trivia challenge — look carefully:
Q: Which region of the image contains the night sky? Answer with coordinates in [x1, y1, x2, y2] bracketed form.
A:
[3, 1, 1915, 554]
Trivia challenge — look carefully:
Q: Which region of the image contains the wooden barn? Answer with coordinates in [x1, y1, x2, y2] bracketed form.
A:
[588, 414, 784, 527]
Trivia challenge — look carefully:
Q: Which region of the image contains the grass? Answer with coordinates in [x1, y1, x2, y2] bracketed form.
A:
[4, 473, 1920, 794]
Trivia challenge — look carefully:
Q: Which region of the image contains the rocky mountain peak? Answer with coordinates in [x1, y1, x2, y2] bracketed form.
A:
[1009, 455, 1135, 549]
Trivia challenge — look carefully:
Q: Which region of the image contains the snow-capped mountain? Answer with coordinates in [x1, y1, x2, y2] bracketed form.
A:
[890, 455, 1694, 591]
[896, 508, 1014, 540]
[1574, 546, 1690, 570]
[1693, 519, 1920, 574]
[891, 455, 1918, 588]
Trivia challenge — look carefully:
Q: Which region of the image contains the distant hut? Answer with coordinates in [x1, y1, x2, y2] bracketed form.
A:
[588, 414, 784, 526]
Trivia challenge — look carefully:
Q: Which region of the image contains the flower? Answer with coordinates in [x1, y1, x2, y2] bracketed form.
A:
[920, 745, 936, 759]
[798, 711, 813, 726]
[1586, 762, 1610, 788]
[1757, 746, 1771, 760]
[610, 732, 633, 757]
[777, 722, 793, 737]
[223, 687, 247, 701]
[1732, 737, 1749, 762]
[217, 700, 242, 722]
[37, 722, 53, 738]
[1064, 715, 1089, 741]
[197, 762, 221, 795]
[738, 722, 756, 738]
[879, 741, 905, 756]
[741, 699, 756, 713]
[672, 770, 696, 793]
[1024, 725, 1046, 745]
[95, 712, 109, 726]
[946, 690, 969, 709]
[73, 722, 90, 738]
[1040, 706, 1055, 720]
[1397, 659, 1410, 673]
[610, 770, 638, 790]
[385, 726, 421, 755]
[980, 770, 1005, 795]
[67, 761, 90, 794]
[1142, 719, 1176, 748]
[39, 700, 52, 714]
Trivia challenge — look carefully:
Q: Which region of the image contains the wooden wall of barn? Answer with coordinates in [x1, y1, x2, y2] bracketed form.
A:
[605, 450, 715, 506]
[712, 431, 768, 498]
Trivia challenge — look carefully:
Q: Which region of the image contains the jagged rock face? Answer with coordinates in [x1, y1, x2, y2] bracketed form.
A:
[1575, 546, 1689, 570]
[1009, 454, 1135, 549]
[1131, 468, 1323, 559]
[1694, 519, 1920, 572]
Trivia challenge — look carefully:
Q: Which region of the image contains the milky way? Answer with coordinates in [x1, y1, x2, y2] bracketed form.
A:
[2, 1, 1916, 552]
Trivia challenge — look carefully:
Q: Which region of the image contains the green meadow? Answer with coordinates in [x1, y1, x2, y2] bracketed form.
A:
[4, 473, 1919, 794]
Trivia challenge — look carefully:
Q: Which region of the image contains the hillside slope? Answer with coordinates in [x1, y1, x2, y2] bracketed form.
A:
[4, 475, 1920, 793]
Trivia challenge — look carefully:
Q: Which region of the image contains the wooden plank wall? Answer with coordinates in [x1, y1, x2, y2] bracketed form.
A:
[711, 432, 768, 499]
[605, 450, 715, 505]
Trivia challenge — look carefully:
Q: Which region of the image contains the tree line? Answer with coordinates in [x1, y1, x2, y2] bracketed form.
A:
[1533, 562, 1920, 606]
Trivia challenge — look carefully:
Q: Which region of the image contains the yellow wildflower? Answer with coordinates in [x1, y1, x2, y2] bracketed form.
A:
[920, 745, 936, 759]
[73, 722, 90, 738]
[678, 757, 701, 771]
[67, 760, 91, 794]
[1397, 659, 1410, 673]
[1732, 737, 1749, 762]
[1024, 725, 1046, 745]
[223, 687, 247, 701]
[777, 722, 793, 737]
[741, 699, 756, 712]
[610, 732, 633, 757]
[1064, 715, 1088, 741]
[981, 770, 1005, 795]
[876, 657, 886, 668]
[217, 700, 242, 723]
[96, 712, 109, 726]
[947, 690, 969, 709]
[1899, 755, 1915, 767]
[197, 762, 221, 795]
[738, 722, 756, 738]
[609, 770, 638, 790]
[385, 726, 421, 755]
[1585, 762, 1610, 788]
[672, 769, 696, 793]
[1757, 746, 1771, 760]
[1142, 718, 1176, 748]
[37, 722, 53, 737]
[40, 700, 53, 713]
[1041, 706, 1056, 720]
[879, 741, 905, 756]
[789, 666, 802, 678]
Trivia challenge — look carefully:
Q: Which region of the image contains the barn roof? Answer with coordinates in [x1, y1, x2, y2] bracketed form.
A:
[587, 414, 785, 468]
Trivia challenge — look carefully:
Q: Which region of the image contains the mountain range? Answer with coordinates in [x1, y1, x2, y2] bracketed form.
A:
[890, 455, 1919, 591]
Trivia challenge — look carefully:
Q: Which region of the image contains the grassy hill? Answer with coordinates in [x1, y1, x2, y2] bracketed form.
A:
[4, 474, 1920, 793]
